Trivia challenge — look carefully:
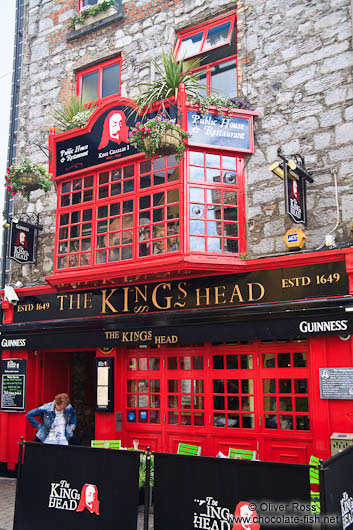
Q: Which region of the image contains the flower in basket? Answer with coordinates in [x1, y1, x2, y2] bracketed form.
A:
[5, 158, 52, 201]
[128, 113, 190, 161]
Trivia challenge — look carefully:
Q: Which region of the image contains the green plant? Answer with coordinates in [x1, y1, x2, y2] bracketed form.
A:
[133, 51, 205, 117]
[129, 113, 190, 160]
[51, 96, 97, 132]
[189, 93, 251, 115]
[69, 0, 117, 29]
[5, 159, 52, 201]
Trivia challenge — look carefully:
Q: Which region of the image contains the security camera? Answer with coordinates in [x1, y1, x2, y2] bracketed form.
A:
[4, 285, 20, 305]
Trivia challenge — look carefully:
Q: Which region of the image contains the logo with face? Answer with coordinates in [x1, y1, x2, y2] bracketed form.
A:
[98, 110, 129, 150]
[76, 484, 100, 515]
[232, 501, 260, 530]
[15, 230, 27, 248]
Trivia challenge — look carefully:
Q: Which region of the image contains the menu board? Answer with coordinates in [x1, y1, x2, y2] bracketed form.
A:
[95, 357, 114, 412]
[1, 359, 26, 411]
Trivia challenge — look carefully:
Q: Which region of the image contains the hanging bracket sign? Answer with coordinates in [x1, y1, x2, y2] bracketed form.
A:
[8, 218, 41, 265]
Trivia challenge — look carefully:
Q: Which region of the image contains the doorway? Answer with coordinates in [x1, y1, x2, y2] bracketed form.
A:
[71, 351, 96, 446]
[41, 350, 95, 446]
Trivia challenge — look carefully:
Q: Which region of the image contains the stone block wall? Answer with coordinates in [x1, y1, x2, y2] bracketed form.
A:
[9, 0, 353, 285]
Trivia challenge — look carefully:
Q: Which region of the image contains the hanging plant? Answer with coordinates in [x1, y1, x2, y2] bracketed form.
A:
[129, 113, 190, 160]
[188, 93, 252, 115]
[5, 159, 52, 201]
[69, 0, 117, 30]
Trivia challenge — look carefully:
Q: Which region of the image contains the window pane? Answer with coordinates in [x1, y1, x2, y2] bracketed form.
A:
[295, 379, 308, 393]
[279, 379, 292, 393]
[102, 63, 121, 98]
[278, 353, 291, 368]
[177, 31, 203, 59]
[293, 352, 307, 367]
[211, 59, 237, 98]
[204, 21, 231, 50]
[81, 71, 99, 103]
[265, 414, 277, 429]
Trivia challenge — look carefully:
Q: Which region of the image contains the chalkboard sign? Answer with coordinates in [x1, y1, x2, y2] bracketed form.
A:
[1, 359, 26, 411]
[319, 367, 353, 400]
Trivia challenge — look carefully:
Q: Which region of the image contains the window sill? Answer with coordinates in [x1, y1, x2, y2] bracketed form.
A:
[67, 7, 124, 42]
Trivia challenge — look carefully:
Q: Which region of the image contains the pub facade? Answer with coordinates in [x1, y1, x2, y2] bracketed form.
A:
[1, 0, 353, 472]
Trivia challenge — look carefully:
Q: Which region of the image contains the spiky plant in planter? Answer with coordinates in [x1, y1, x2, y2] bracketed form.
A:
[51, 96, 97, 132]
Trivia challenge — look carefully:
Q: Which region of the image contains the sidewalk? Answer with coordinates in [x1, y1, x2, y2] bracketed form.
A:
[0, 478, 16, 530]
[0, 477, 153, 530]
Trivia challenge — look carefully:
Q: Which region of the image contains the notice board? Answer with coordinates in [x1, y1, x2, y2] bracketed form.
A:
[1, 358, 26, 411]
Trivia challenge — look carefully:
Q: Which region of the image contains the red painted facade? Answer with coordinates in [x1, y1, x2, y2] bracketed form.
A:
[1, 91, 353, 473]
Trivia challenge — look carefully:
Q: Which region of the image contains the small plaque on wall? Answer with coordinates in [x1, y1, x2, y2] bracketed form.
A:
[319, 368, 353, 399]
[95, 357, 114, 412]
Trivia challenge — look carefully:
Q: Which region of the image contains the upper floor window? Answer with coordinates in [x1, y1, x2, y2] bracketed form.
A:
[175, 13, 237, 99]
[77, 57, 122, 104]
[79, 0, 100, 9]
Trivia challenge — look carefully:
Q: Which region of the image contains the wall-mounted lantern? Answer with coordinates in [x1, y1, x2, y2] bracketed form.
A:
[269, 148, 314, 225]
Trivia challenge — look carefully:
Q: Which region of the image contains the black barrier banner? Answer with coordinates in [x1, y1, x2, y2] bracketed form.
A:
[154, 453, 312, 529]
[321, 445, 353, 530]
[14, 443, 140, 530]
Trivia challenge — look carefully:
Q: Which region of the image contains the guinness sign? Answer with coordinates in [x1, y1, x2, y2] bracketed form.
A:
[8, 219, 39, 265]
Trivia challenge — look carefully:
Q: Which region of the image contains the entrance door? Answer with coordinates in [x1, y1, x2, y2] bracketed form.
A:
[41, 351, 95, 446]
[123, 341, 313, 462]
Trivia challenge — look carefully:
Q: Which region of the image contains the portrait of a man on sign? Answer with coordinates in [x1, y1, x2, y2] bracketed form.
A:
[76, 483, 100, 515]
[98, 110, 129, 150]
[9, 220, 36, 265]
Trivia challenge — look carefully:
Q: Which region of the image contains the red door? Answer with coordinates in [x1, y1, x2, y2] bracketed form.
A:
[122, 341, 313, 462]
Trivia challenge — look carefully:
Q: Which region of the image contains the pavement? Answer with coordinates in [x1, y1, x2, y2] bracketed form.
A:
[0, 477, 16, 530]
[0, 476, 153, 530]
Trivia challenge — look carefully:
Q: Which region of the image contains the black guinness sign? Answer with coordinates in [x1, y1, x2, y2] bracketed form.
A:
[8, 219, 38, 265]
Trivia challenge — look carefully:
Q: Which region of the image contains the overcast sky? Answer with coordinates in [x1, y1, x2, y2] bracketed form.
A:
[0, 1, 16, 217]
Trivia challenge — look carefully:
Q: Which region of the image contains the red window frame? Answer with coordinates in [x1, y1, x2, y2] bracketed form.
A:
[76, 56, 122, 104]
[54, 155, 183, 273]
[78, 0, 99, 11]
[186, 150, 246, 255]
[175, 13, 236, 61]
[175, 12, 237, 97]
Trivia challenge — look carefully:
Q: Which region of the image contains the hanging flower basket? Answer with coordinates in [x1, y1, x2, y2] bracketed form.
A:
[5, 159, 52, 201]
[143, 128, 183, 157]
[129, 113, 190, 161]
[17, 172, 41, 192]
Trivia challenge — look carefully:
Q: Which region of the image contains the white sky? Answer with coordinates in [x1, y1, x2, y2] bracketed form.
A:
[0, 1, 16, 219]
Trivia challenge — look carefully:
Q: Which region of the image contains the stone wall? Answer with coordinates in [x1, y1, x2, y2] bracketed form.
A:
[10, 0, 353, 285]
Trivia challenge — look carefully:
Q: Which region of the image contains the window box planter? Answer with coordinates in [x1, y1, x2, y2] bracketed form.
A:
[74, 5, 118, 30]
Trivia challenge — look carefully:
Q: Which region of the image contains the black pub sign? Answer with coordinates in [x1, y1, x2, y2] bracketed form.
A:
[9, 219, 38, 264]
[13, 261, 348, 323]
[285, 175, 307, 224]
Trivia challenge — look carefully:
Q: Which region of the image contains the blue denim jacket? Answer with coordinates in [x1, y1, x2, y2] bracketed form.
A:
[26, 401, 77, 442]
